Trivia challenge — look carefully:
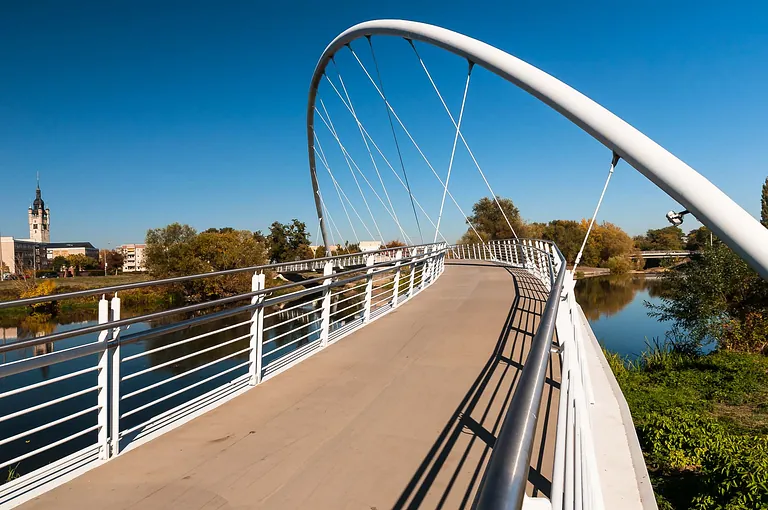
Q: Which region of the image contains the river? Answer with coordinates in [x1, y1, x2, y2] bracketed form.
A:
[575, 274, 670, 357]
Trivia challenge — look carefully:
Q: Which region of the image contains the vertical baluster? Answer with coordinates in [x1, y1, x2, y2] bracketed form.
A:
[392, 250, 403, 307]
[96, 296, 110, 460]
[320, 262, 333, 346]
[364, 255, 374, 322]
[249, 272, 265, 385]
[109, 294, 121, 456]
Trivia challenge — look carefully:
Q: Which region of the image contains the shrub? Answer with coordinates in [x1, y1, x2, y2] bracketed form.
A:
[605, 255, 632, 274]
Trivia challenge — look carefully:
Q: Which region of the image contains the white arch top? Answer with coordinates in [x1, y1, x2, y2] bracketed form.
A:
[307, 19, 768, 279]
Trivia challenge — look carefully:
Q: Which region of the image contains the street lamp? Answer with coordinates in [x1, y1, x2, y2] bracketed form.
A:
[666, 209, 690, 227]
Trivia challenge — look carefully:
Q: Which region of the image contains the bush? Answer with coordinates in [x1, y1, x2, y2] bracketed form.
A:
[605, 255, 632, 274]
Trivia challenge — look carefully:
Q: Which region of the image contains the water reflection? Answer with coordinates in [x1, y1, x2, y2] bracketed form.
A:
[576, 275, 666, 321]
[575, 274, 670, 357]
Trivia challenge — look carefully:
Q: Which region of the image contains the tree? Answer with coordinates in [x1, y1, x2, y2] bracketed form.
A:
[314, 245, 327, 258]
[385, 240, 406, 248]
[648, 242, 768, 353]
[105, 250, 124, 275]
[762, 177, 768, 228]
[686, 226, 714, 251]
[458, 196, 524, 243]
[145, 223, 268, 299]
[634, 226, 684, 251]
[51, 256, 68, 272]
[267, 220, 312, 262]
[145, 223, 202, 278]
[67, 254, 92, 274]
[541, 220, 585, 263]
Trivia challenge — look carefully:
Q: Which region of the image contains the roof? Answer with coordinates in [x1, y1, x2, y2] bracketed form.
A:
[45, 242, 97, 250]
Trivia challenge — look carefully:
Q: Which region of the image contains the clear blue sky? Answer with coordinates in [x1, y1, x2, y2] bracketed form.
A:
[1, 1, 767, 247]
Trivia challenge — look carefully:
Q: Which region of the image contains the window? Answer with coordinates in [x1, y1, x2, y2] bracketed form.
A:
[33, 224, 38, 230]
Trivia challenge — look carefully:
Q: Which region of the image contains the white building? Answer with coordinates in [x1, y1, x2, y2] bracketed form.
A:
[119, 244, 147, 272]
[359, 241, 383, 253]
[0, 237, 39, 275]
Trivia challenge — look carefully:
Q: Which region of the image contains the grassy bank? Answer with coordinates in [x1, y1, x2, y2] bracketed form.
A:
[606, 347, 768, 509]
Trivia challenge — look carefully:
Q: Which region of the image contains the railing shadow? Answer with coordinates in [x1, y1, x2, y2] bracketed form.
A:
[393, 266, 560, 509]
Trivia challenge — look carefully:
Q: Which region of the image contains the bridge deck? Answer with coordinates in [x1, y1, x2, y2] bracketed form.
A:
[22, 264, 560, 510]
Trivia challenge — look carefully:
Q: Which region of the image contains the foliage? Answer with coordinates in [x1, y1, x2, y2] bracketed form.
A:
[605, 255, 632, 274]
[18, 279, 58, 316]
[385, 240, 406, 248]
[104, 250, 124, 274]
[51, 255, 68, 272]
[608, 347, 768, 509]
[635, 226, 685, 251]
[314, 245, 327, 258]
[762, 177, 768, 228]
[67, 254, 97, 273]
[145, 223, 268, 299]
[268, 219, 312, 262]
[457, 196, 524, 243]
[686, 226, 715, 251]
[647, 242, 768, 353]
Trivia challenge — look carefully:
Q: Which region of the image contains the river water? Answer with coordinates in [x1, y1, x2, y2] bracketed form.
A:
[574, 274, 670, 357]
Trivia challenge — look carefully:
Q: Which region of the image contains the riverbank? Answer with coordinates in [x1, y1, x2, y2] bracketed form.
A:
[606, 348, 768, 509]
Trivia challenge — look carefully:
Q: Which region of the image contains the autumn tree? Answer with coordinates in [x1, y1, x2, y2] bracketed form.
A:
[105, 250, 124, 275]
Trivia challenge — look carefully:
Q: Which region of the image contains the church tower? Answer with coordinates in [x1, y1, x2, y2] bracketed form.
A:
[28, 175, 50, 243]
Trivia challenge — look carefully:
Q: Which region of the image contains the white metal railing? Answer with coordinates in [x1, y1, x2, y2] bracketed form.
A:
[449, 239, 608, 510]
[1, 239, 641, 509]
[0, 243, 446, 507]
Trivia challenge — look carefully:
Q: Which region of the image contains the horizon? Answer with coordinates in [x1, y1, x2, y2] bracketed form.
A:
[2, 2, 767, 248]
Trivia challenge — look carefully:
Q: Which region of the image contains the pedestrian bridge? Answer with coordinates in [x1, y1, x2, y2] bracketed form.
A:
[0, 240, 653, 510]
[4, 18, 768, 510]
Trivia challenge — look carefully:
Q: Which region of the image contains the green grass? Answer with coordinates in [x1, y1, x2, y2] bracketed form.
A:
[608, 344, 768, 509]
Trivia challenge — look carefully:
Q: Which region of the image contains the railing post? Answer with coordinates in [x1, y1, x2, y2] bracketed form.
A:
[109, 294, 121, 457]
[364, 255, 374, 322]
[96, 295, 110, 460]
[249, 272, 265, 386]
[392, 250, 403, 307]
[409, 254, 417, 297]
[320, 261, 333, 346]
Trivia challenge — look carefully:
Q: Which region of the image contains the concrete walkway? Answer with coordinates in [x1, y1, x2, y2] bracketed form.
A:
[23, 264, 560, 510]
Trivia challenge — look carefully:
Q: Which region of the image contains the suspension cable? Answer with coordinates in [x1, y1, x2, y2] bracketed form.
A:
[408, 39, 518, 239]
[321, 74, 448, 243]
[314, 134, 369, 242]
[434, 61, 473, 242]
[573, 152, 621, 272]
[315, 105, 414, 245]
[331, 59, 408, 244]
[314, 134, 360, 243]
[348, 44, 486, 244]
[319, 99, 385, 246]
[366, 37, 424, 244]
[318, 191, 341, 249]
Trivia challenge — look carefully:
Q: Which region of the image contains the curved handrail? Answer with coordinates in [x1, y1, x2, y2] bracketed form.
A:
[0, 241, 445, 310]
[0, 245, 446, 355]
[473, 241, 567, 509]
[307, 20, 768, 279]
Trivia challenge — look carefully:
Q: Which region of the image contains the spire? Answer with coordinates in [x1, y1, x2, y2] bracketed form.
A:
[37, 171, 40, 190]
[32, 173, 45, 212]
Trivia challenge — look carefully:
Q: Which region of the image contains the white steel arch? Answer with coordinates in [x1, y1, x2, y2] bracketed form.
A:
[307, 19, 768, 279]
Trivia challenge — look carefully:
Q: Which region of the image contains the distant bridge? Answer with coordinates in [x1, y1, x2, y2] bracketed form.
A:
[631, 250, 697, 260]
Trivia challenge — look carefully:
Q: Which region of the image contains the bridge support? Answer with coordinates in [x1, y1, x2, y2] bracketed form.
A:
[109, 295, 122, 456]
